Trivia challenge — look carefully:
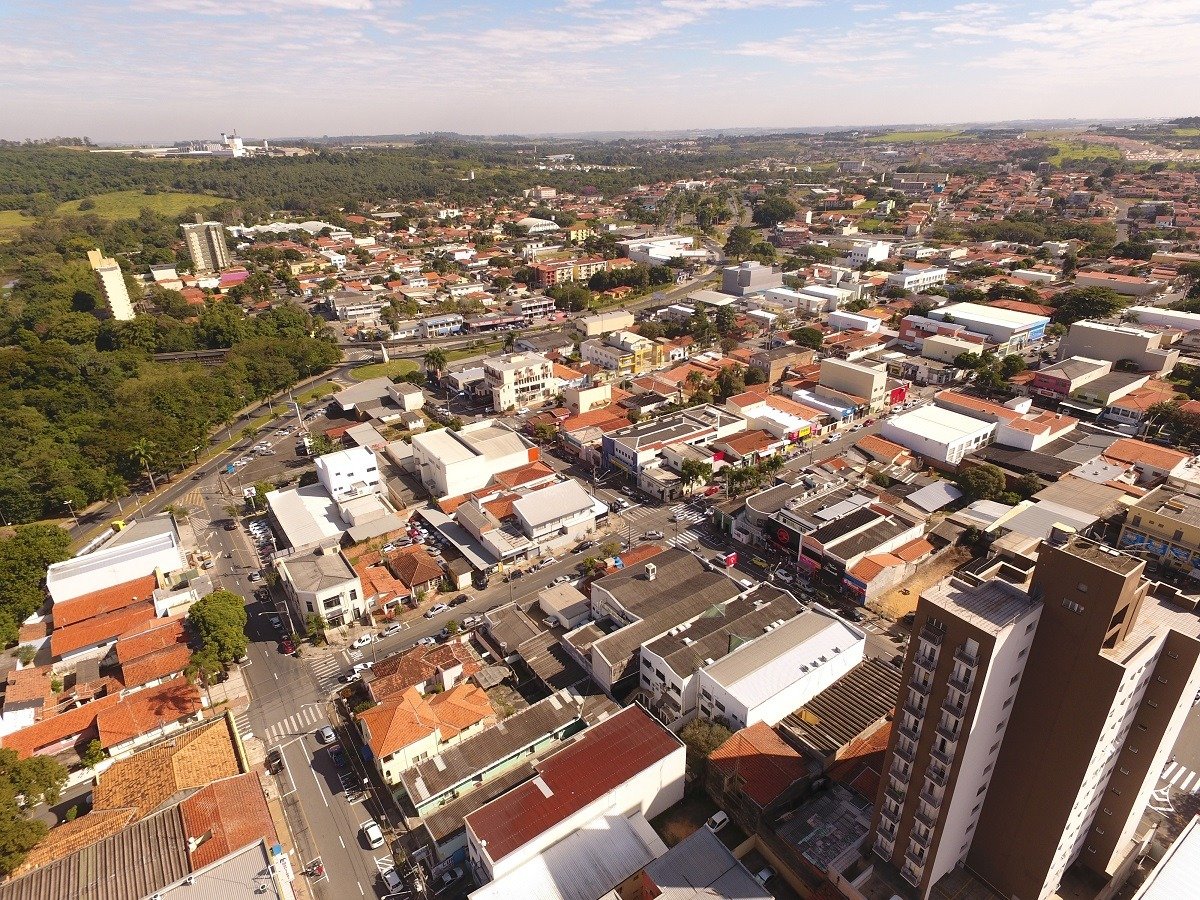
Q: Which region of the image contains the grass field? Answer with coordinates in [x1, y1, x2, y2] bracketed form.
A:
[349, 359, 420, 382]
[56, 190, 229, 219]
[1173, 128, 1200, 137]
[0, 209, 32, 240]
[1047, 141, 1122, 165]
[865, 129, 963, 143]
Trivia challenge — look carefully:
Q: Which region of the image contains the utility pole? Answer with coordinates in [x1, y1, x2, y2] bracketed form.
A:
[63, 499, 80, 528]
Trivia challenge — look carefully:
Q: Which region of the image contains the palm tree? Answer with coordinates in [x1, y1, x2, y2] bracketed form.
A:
[128, 439, 157, 492]
[503, 331, 519, 353]
[102, 475, 127, 513]
[424, 347, 447, 377]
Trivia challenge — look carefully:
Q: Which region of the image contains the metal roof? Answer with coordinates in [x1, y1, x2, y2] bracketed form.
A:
[779, 657, 903, 760]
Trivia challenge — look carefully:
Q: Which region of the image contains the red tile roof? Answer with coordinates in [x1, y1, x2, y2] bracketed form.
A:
[1, 693, 122, 759]
[179, 773, 277, 869]
[120, 642, 192, 689]
[465, 705, 680, 864]
[53, 574, 159, 629]
[95, 677, 204, 748]
[51, 601, 157, 659]
[388, 545, 444, 589]
[1102, 437, 1188, 472]
[114, 617, 186, 665]
[709, 722, 809, 807]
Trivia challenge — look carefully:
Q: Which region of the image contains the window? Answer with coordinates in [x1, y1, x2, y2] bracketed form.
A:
[1110, 786, 1123, 796]
[1148, 700, 1159, 709]
[1119, 767, 1130, 776]
[323, 596, 341, 610]
[983, 762, 993, 774]
[349, 589, 358, 601]
[1096, 827, 1105, 836]
[1062, 598, 1085, 614]
[643, 658, 651, 668]
[1077, 583, 1088, 593]
[977, 784, 987, 796]
[1026, 620, 1037, 634]
[715, 701, 725, 712]
[1003, 696, 1014, 709]
[989, 741, 1001, 754]
[1157, 676, 1168, 684]
[1019, 647, 1029, 659]
[1137, 723, 1147, 731]
[1168, 651, 1179, 660]
[1010, 672, 1021, 685]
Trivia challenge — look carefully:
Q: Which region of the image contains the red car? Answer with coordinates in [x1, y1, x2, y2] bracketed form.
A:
[280, 638, 295, 654]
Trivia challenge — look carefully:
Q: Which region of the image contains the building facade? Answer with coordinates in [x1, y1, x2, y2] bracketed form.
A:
[483, 352, 555, 412]
[181, 222, 231, 273]
[87, 248, 136, 321]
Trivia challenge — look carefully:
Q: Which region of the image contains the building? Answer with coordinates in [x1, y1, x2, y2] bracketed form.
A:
[180, 222, 231, 273]
[418, 314, 465, 339]
[641, 825, 772, 900]
[1059, 320, 1178, 375]
[749, 346, 816, 384]
[888, 266, 949, 293]
[580, 331, 665, 377]
[721, 261, 782, 296]
[411, 420, 538, 498]
[1126, 305, 1200, 332]
[819, 358, 889, 414]
[483, 352, 555, 412]
[276, 543, 364, 626]
[315, 445, 380, 501]
[86, 248, 135, 321]
[464, 704, 684, 890]
[872, 534, 1200, 900]
[1117, 486, 1200, 576]
[869, 575, 1042, 896]
[326, 289, 389, 322]
[510, 295, 557, 320]
[880, 405, 996, 466]
[575, 310, 634, 337]
[1075, 272, 1163, 296]
[512, 479, 598, 546]
[603, 406, 746, 475]
[926, 302, 1048, 352]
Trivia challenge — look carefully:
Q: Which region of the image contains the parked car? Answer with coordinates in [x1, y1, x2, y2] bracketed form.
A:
[644, 530, 664, 540]
[329, 744, 346, 769]
[266, 749, 284, 774]
[424, 603, 449, 618]
[248, 571, 262, 583]
[340, 671, 362, 684]
[201, 559, 215, 570]
[381, 543, 396, 553]
[316, 726, 336, 744]
[450, 594, 469, 607]
[280, 637, 295, 654]
[706, 811, 729, 833]
[415, 636, 437, 647]
[268, 615, 283, 631]
[351, 661, 374, 674]
[382, 867, 403, 893]
[461, 615, 482, 629]
[552, 575, 571, 585]
[363, 821, 385, 849]
[379, 623, 403, 638]
[754, 866, 775, 886]
[435, 867, 464, 890]
[351, 634, 374, 649]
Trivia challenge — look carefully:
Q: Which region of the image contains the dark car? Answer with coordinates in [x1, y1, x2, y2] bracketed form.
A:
[329, 744, 347, 769]
[266, 749, 284, 774]
[224, 522, 238, 531]
[450, 594, 469, 607]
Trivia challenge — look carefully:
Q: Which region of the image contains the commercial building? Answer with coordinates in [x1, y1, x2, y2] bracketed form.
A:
[464, 705, 683, 893]
[602, 405, 745, 475]
[576, 310, 635, 337]
[275, 543, 364, 626]
[86, 248, 136, 321]
[483, 352, 555, 412]
[721, 261, 782, 296]
[619, 234, 706, 266]
[580, 331, 665, 377]
[1126, 305, 1200, 332]
[180, 222, 231, 273]
[315, 445, 380, 501]
[417, 314, 465, 339]
[512, 478, 598, 546]
[888, 266, 949, 293]
[926, 302, 1048, 352]
[819, 358, 890, 413]
[880, 405, 996, 466]
[1075, 272, 1163, 296]
[1059, 320, 1178, 375]
[1117, 486, 1200, 576]
[411, 420, 538, 499]
[872, 534, 1200, 900]
[641, 826, 772, 900]
[326, 289, 389, 322]
[849, 240, 891, 266]
[869, 575, 1042, 896]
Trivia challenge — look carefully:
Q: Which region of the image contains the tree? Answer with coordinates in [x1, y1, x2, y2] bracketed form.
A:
[186, 589, 249, 672]
[954, 463, 1008, 502]
[1000, 354, 1027, 379]
[79, 739, 105, 769]
[724, 226, 756, 259]
[0, 747, 67, 875]
[1053, 286, 1127, 325]
[0, 526, 72, 647]
[680, 459, 713, 490]
[954, 351, 983, 370]
[789, 327, 824, 350]
[423, 348, 447, 377]
[1016, 472, 1042, 499]
[752, 195, 797, 227]
[305, 613, 328, 644]
[127, 438, 158, 491]
[678, 718, 733, 771]
[533, 422, 558, 444]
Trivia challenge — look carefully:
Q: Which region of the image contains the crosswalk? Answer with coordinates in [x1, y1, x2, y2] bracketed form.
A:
[668, 502, 707, 525]
[263, 704, 327, 745]
[233, 711, 253, 741]
[178, 489, 206, 510]
[309, 655, 344, 693]
[666, 527, 703, 548]
[1159, 760, 1200, 794]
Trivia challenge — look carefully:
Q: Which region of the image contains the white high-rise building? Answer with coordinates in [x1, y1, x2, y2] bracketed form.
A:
[181, 222, 231, 273]
[87, 248, 135, 321]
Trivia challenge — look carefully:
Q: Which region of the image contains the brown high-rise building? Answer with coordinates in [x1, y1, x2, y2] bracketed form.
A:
[870, 531, 1200, 900]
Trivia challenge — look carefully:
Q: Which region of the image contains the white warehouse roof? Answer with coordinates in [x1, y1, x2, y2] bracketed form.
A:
[885, 405, 996, 444]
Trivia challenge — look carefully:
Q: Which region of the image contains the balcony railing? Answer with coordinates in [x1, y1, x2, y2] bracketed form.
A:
[930, 744, 953, 767]
[878, 820, 897, 841]
[905, 845, 927, 868]
[919, 787, 942, 808]
[943, 695, 966, 718]
[955, 646, 979, 668]
[936, 722, 960, 744]
[926, 764, 948, 788]
[948, 672, 973, 694]
[910, 680, 931, 697]
[914, 652, 937, 674]
[920, 626, 944, 647]
[902, 865, 922, 886]
[898, 721, 922, 743]
[915, 806, 938, 830]
[910, 826, 931, 848]
[903, 700, 927, 721]
[895, 741, 916, 763]
[886, 785, 906, 804]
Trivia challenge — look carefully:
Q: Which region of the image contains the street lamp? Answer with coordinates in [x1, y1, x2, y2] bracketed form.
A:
[286, 400, 306, 435]
[63, 499, 80, 528]
[189, 445, 200, 468]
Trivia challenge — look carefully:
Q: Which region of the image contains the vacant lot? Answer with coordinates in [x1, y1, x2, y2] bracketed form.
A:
[56, 189, 229, 219]
[0, 209, 31, 241]
[348, 359, 420, 382]
[1047, 141, 1121, 166]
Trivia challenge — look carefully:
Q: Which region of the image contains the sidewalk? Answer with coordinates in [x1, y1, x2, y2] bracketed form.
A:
[262, 773, 314, 900]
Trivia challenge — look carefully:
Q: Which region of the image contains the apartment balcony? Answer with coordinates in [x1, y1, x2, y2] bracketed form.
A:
[954, 646, 979, 669]
[891, 758, 911, 783]
[905, 845, 928, 869]
[943, 695, 966, 719]
[886, 784, 907, 805]
[926, 764, 949, 788]
[910, 826, 932, 849]
[903, 700, 927, 721]
[919, 787, 943, 809]
[915, 806, 938, 830]
[914, 652, 937, 675]
[920, 626, 944, 647]
[947, 672, 973, 694]
[894, 741, 916, 764]
[874, 838, 895, 861]
[930, 744, 954, 768]
[902, 865, 922, 887]
[910, 679, 931, 698]
[936, 722, 961, 744]
[898, 721, 922, 743]
[877, 819, 898, 841]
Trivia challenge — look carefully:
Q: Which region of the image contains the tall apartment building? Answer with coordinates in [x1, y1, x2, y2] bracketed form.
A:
[483, 352, 555, 412]
[181, 221, 231, 273]
[86, 248, 135, 321]
[870, 533, 1200, 900]
[870, 577, 1041, 894]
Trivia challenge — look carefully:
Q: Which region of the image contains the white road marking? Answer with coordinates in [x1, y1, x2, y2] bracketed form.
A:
[339, 835, 345, 848]
[1163, 762, 1178, 778]
[357, 882, 364, 896]
[1170, 767, 1186, 786]
[309, 757, 329, 807]
[1181, 771, 1196, 792]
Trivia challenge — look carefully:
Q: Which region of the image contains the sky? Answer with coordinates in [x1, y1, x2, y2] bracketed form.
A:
[1, 0, 1198, 143]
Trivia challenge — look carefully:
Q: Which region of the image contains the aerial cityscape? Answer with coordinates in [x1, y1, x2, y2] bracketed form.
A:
[4, 4, 1200, 900]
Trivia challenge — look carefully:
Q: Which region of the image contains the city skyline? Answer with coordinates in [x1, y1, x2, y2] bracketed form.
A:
[2, 0, 1197, 142]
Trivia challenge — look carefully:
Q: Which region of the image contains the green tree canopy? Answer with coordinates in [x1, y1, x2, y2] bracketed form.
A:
[751, 195, 797, 227]
[1052, 286, 1127, 324]
[954, 463, 1008, 502]
[186, 589, 249, 672]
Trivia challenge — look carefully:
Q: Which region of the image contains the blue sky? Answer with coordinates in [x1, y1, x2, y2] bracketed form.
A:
[1, 0, 1196, 142]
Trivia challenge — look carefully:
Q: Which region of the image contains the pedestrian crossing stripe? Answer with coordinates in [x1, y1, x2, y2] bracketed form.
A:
[1159, 761, 1200, 794]
[233, 712, 253, 740]
[180, 489, 205, 509]
[264, 706, 325, 743]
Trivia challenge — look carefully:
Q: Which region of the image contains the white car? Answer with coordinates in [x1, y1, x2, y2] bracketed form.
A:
[379, 623, 403, 638]
[363, 821, 385, 849]
[552, 575, 571, 585]
[382, 867, 403, 892]
[424, 604, 449, 619]
[351, 634, 374, 649]
[352, 661, 374, 674]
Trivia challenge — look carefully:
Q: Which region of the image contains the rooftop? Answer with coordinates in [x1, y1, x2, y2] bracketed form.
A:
[465, 705, 680, 865]
[922, 576, 1038, 634]
[643, 826, 771, 900]
[708, 722, 810, 808]
[277, 545, 357, 593]
[53, 574, 160, 629]
[779, 657, 904, 760]
[95, 676, 204, 748]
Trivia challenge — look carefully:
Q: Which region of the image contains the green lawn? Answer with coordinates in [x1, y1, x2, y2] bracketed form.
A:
[1173, 128, 1200, 137]
[1047, 141, 1121, 165]
[56, 190, 230, 219]
[293, 381, 339, 403]
[447, 341, 502, 361]
[349, 359, 420, 381]
[0, 209, 33, 241]
[865, 129, 963, 143]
